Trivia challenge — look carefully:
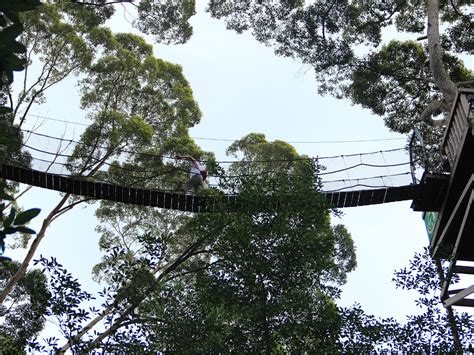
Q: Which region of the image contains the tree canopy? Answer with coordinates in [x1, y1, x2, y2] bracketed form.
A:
[53, 133, 357, 353]
[1, 0, 473, 352]
[205, 0, 473, 171]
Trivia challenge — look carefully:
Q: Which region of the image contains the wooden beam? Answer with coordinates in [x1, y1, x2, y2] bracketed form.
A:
[443, 285, 474, 307]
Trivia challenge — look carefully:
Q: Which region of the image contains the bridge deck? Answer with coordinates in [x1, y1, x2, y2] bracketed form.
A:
[1, 164, 427, 212]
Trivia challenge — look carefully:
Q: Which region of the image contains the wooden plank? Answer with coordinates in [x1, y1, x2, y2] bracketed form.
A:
[38, 172, 46, 188]
[143, 189, 151, 206]
[73, 179, 81, 195]
[115, 186, 124, 203]
[371, 188, 386, 205]
[351, 190, 360, 206]
[343, 191, 355, 207]
[185, 195, 194, 212]
[178, 193, 186, 211]
[26, 168, 33, 185]
[443, 284, 474, 308]
[46, 173, 53, 189]
[87, 181, 95, 198]
[164, 192, 171, 209]
[13, 166, 20, 182]
[150, 191, 158, 207]
[122, 188, 130, 204]
[101, 184, 111, 200]
[111, 185, 120, 202]
[61, 176, 69, 192]
[157, 191, 165, 208]
[94, 183, 103, 199]
[32, 170, 40, 186]
[357, 190, 372, 206]
[330, 192, 340, 207]
[454, 265, 474, 274]
[453, 299, 474, 307]
[384, 187, 399, 203]
[135, 188, 143, 206]
[129, 188, 137, 204]
[171, 193, 179, 210]
[80, 180, 87, 196]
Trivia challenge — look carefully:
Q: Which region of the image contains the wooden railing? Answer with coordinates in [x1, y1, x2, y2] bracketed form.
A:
[442, 88, 474, 167]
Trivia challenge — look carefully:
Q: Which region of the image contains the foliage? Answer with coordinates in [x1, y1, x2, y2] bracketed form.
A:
[72, 134, 357, 353]
[0, 195, 40, 257]
[207, 0, 473, 172]
[135, 0, 196, 44]
[0, 0, 41, 94]
[0, 260, 49, 353]
[0, 2, 208, 348]
[32, 256, 96, 351]
[339, 248, 474, 352]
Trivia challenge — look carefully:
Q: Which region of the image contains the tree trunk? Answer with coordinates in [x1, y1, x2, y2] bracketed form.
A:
[426, 0, 458, 105]
[0, 194, 70, 304]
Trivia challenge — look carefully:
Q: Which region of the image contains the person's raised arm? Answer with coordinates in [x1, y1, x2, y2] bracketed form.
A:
[176, 155, 199, 168]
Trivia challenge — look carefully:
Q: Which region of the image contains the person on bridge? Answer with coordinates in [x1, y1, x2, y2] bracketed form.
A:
[176, 155, 208, 193]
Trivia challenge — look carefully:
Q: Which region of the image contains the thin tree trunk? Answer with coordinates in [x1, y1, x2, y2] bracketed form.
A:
[0, 194, 70, 303]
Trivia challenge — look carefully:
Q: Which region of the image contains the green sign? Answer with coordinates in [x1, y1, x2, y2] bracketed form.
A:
[423, 212, 438, 242]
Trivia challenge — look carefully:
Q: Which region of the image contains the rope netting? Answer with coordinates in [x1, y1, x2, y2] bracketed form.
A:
[4, 121, 414, 193]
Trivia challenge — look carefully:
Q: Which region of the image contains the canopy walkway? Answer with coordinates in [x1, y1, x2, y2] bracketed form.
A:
[0, 163, 443, 212]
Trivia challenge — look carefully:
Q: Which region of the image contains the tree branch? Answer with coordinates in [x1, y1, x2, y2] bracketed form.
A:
[421, 99, 450, 126]
[0, 193, 71, 303]
[165, 258, 224, 283]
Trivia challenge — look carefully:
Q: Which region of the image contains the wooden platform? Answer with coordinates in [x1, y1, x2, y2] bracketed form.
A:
[430, 89, 474, 260]
[428, 88, 474, 307]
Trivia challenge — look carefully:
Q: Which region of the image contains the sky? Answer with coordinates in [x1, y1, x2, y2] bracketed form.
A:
[8, 0, 473, 342]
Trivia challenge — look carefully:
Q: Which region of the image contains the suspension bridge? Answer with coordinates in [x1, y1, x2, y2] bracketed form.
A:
[0, 118, 446, 212]
[1, 89, 472, 307]
[0, 162, 437, 212]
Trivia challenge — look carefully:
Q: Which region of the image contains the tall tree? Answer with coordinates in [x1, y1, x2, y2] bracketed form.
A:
[0, 261, 49, 352]
[207, 0, 473, 171]
[105, 134, 356, 353]
[0, 2, 203, 308]
[47, 134, 356, 353]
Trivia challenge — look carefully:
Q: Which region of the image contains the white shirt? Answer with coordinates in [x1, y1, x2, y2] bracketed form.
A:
[190, 164, 202, 178]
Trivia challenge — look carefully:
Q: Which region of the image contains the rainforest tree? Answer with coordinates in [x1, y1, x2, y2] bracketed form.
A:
[206, 0, 473, 171]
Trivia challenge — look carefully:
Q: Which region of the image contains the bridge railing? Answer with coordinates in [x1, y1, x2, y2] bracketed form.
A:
[409, 127, 428, 184]
[442, 88, 474, 167]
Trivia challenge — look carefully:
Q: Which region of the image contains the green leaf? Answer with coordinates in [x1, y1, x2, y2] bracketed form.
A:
[0, 255, 12, 263]
[0, 106, 13, 114]
[3, 227, 17, 235]
[8, 40, 27, 54]
[3, 207, 15, 228]
[14, 208, 41, 225]
[0, 23, 23, 44]
[5, 54, 26, 70]
[0, 189, 14, 200]
[15, 226, 36, 234]
[0, 239, 5, 255]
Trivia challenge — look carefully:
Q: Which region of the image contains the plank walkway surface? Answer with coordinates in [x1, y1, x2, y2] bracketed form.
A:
[1, 164, 423, 212]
